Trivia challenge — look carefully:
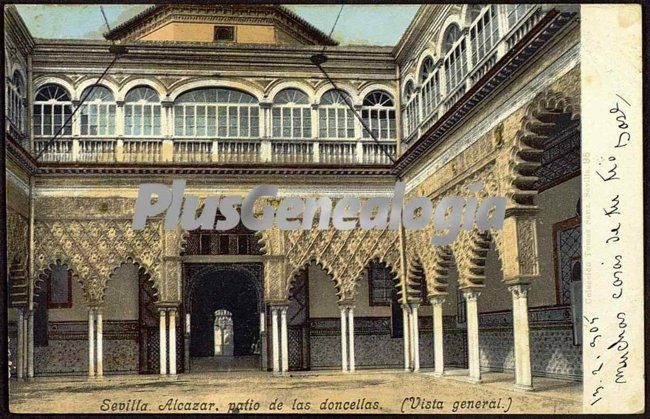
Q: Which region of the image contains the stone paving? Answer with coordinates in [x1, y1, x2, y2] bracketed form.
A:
[9, 369, 582, 414]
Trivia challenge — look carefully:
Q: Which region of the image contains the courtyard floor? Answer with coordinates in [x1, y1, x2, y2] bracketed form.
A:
[9, 369, 582, 414]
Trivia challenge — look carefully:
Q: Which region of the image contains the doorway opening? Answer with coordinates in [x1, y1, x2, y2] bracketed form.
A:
[185, 264, 262, 372]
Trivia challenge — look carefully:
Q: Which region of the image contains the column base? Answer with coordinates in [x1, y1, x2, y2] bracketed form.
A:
[467, 376, 482, 384]
[433, 371, 445, 377]
[514, 383, 534, 392]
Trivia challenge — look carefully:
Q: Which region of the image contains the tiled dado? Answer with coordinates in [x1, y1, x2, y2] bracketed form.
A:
[33, 321, 139, 375]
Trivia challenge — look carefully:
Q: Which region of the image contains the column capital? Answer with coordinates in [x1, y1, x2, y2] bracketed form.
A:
[311, 103, 320, 110]
[115, 100, 125, 107]
[429, 295, 446, 306]
[259, 101, 273, 109]
[461, 288, 481, 301]
[508, 284, 530, 299]
[338, 299, 355, 309]
[161, 100, 174, 108]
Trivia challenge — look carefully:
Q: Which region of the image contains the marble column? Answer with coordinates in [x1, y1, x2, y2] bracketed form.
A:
[16, 309, 24, 380]
[27, 310, 34, 378]
[271, 307, 280, 374]
[347, 306, 355, 372]
[96, 308, 103, 377]
[411, 304, 420, 372]
[280, 306, 289, 373]
[88, 308, 95, 377]
[23, 314, 28, 375]
[402, 305, 411, 371]
[169, 309, 177, 375]
[431, 296, 446, 377]
[340, 306, 348, 372]
[464, 289, 481, 383]
[159, 309, 167, 375]
[510, 284, 533, 390]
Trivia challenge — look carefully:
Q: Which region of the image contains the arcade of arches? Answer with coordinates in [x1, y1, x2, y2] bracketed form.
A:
[6, 3, 583, 393]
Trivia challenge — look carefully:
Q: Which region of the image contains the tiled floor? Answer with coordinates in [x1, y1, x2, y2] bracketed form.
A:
[9, 370, 582, 414]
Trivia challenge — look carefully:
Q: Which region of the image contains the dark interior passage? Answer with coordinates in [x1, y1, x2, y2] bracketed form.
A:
[189, 269, 260, 358]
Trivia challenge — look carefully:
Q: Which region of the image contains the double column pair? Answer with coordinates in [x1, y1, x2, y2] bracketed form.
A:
[15, 308, 34, 380]
[87, 307, 103, 377]
[158, 306, 178, 375]
[339, 304, 355, 372]
[402, 303, 420, 372]
[270, 305, 288, 374]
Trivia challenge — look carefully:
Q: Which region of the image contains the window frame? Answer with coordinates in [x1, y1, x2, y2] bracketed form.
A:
[123, 86, 162, 137]
[79, 85, 116, 137]
[361, 90, 396, 141]
[8, 71, 26, 133]
[33, 84, 73, 137]
[318, 90, 355, 139]
[173, 88, 260, 138]
[47, 265, 73, 309]
[272, 88, 312, 139]
[367, 262, 394, 307]
[420, 57, 441, 120]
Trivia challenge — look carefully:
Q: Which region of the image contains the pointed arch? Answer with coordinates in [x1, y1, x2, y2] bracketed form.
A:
[106, 256, 160, 301]
[505, 89, 581, 206]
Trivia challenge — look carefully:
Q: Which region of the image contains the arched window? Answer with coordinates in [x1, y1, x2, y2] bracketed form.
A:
[469, 5, 499, 65]
[7, 71, 25, 133]
[124, 87, 161, 136]
[361, 91, 396, 140]
[33, 84, 73, 136]
[318, 90, 355, 139]
[272, 88, 311, 138]
[420, 57, 440, 119]
[79, 86, 116, 136]
[403, 81, 419, 136]
[442, 24, 468, 92]
[174, 88, 259, 138]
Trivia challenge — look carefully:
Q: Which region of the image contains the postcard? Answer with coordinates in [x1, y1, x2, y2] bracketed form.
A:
[3, 2, 644, 415]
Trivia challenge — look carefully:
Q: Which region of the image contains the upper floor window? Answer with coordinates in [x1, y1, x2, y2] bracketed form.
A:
[361, 91, 396, 140]
[506, 4, 534, 28]
[33, 84, 72, 136]
[124, 86, 161, 136]
[466, 4, 484, 23]
[420, 57, 440, 119]
[469, 5, 499, 65]
[174, 88, 259, 138]
[79, 86, 116, 136]
[272, 88, 311, 139]
[214, 26, 235, 42]
[403, 81, 419, 136]
[318, 90, 355, 139]
[442, 24, 468, 92]
[7, 71, 26, 133]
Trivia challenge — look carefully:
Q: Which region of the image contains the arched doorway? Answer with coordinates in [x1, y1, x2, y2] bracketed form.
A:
[185, 264, 262, 371]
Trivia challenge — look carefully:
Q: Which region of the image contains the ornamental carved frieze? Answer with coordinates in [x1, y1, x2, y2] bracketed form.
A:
[32, 196, 189, 303]
[6, 208, 29, 271]
[259, 225, 402, 302]
[503, 88, 581, 207]
[33, 209, 165, 304]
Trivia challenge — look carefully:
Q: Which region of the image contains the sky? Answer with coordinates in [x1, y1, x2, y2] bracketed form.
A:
[14, 4, 421, 46]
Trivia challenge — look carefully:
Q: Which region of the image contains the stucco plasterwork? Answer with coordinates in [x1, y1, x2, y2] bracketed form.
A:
[32, 197, 175, 304]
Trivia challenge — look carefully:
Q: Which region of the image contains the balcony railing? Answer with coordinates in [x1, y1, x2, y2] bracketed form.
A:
[402, 4, 543, 152]
[32, 137, 396, 166]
